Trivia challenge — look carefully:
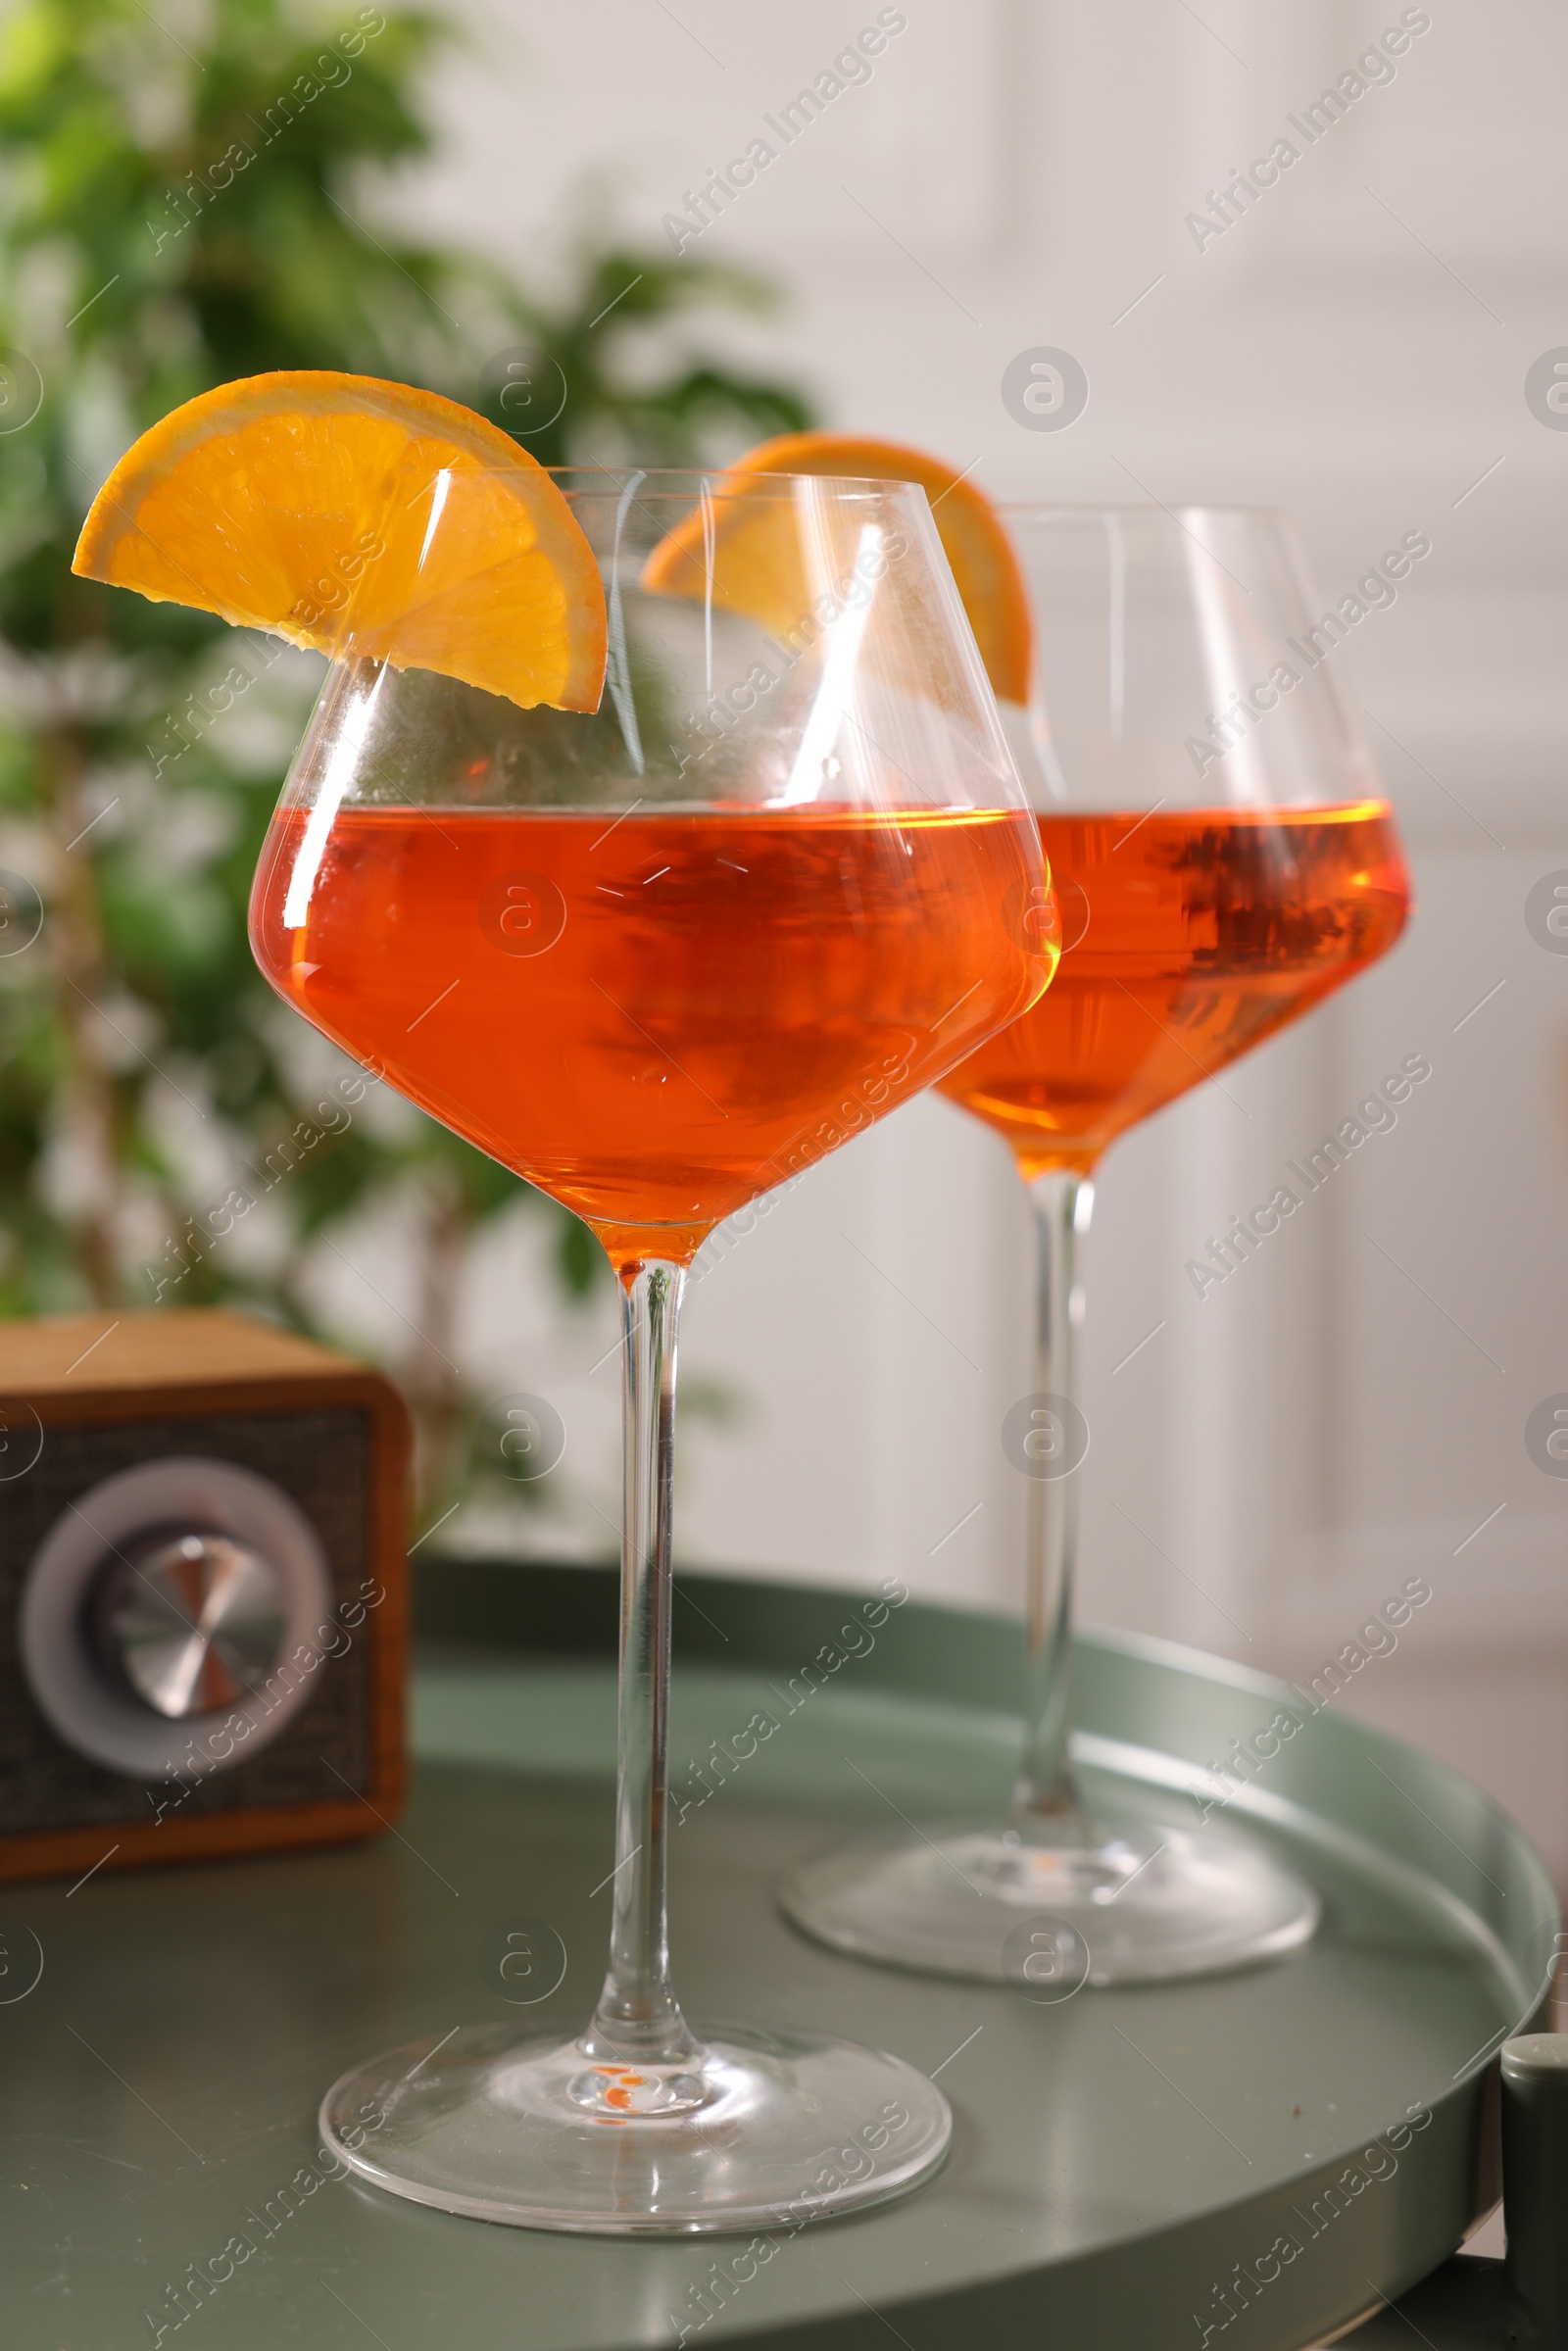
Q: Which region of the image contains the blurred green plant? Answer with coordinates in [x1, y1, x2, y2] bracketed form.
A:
[0, 0, 810, 1514]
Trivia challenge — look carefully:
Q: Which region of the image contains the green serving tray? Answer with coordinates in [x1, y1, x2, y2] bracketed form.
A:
[0, 1561, 1555, 2351]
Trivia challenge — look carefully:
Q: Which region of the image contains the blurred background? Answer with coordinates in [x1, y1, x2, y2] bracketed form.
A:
[1, 1, 1564, 1874]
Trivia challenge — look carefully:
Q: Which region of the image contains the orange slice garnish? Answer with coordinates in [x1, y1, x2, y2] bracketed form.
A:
[72, 371, 607, 712]
[641, 429, 1031, 704]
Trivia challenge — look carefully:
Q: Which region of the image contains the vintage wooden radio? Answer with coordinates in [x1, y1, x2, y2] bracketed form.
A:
[0, 1309, 410, 1883]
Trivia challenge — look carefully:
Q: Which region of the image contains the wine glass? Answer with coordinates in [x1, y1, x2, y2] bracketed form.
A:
[247, 467, 1054, 2229]
[781, 505, 1412, 1985]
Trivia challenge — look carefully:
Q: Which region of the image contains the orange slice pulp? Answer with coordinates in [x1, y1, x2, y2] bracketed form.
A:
[72, 371, 607, 712]
[640, 429, 1032, 705]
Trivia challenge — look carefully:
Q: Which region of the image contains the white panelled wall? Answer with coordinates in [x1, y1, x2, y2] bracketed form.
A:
[356, 0, 1568, 1874]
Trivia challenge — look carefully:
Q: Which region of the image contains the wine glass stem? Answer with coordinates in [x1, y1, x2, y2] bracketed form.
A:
[586, 1257, 700, 2065]
[1015, 1169, 1095, 1825]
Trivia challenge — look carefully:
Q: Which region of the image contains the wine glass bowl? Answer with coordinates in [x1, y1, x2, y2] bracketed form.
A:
[949, 507, 1409, 1177]
[251, 473, 1053, 1270]
[248, 468, 1054, 2229]
[781, 505, 1413, 1988]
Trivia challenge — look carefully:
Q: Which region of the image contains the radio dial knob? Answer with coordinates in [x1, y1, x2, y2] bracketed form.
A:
[93, 1529, 287, 1720]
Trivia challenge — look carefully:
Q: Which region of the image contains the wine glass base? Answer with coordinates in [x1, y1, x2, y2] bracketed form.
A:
[780, 1818, 1320, 1988]
[319, 2020, 952, 2235]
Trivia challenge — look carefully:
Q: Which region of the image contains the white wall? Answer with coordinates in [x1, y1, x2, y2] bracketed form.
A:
[364, 0, 1568, 1873]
